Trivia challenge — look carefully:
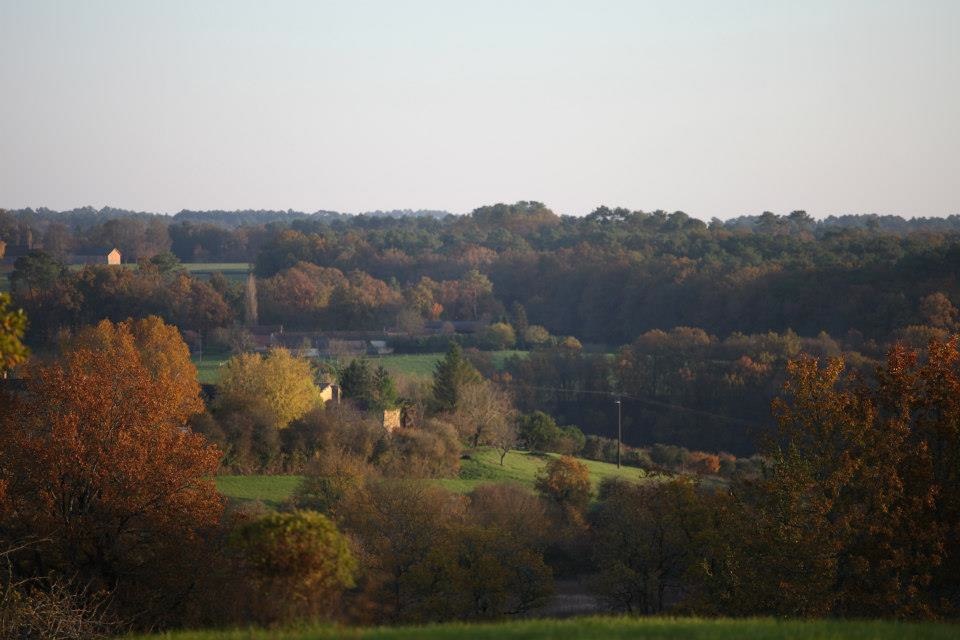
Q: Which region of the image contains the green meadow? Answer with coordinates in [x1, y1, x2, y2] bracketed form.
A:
[129, 616, 960, 640]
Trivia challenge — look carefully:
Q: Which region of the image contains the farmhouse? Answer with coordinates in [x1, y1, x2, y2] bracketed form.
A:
[70, 248, 122, 265]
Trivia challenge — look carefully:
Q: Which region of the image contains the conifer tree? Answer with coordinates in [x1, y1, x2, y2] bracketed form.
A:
[432, 342, 481, 411]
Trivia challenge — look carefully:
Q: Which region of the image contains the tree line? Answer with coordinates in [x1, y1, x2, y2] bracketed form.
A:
[5, 203, 960, 347]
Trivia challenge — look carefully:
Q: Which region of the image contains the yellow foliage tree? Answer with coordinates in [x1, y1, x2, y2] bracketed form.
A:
[218, 348, 323, 428]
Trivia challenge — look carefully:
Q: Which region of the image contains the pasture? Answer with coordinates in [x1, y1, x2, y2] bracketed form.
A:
[128, 616, 960, 640]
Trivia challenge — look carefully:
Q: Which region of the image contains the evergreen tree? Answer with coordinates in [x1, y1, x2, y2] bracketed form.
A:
[432, 342, 481, 412]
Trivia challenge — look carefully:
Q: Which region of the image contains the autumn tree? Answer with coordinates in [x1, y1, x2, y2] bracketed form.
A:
[717, 340, 960, 618]
[335, 481, 551, 622]
[217, 348, 324, 429]
[0, 317, 222, 625]
[535, 455, 592, 520]
[334, 481, 466, 621]
[227, 510, 356, 624]
[590, 478, 711, 613]
[452, 379, 515, 450]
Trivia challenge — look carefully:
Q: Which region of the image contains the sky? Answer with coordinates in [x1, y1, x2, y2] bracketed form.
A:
[1, 0, 958, 219]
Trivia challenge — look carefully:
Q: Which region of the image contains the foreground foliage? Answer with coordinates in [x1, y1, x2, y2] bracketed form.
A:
[0, 317, 223, 627]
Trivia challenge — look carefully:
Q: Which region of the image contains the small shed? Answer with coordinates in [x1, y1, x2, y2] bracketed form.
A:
[107, 248, 122, 265]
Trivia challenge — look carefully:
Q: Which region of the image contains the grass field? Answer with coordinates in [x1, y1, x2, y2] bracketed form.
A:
[129, 616, 960, 640]
[214, 475, 303, 508]
[192, 355, 231, 384]
[370, 350, 525, 379]
[216, 449, 649, 506]
[193, 351, 526, 385]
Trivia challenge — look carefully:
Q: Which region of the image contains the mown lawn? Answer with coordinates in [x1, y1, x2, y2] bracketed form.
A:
[128, 616, 960, 640]
[215, 449, 649, 506]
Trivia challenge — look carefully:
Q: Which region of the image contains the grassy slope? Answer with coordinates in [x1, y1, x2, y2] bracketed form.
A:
[216, 449, 648, 506]
[130, 616, 960, 640]
[439, 448, 647, 493]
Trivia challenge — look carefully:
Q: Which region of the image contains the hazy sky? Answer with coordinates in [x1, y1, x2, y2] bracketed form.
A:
[1, 1, 958, 218]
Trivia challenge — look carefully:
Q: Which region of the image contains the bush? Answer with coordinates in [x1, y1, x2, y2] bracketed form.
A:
[377, 419, 462, 478]
[650, 443, 686, 467]
[684, 450, 721, 475]
[555, 425, 586, 455]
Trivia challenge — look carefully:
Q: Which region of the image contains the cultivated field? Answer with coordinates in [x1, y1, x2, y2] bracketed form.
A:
[215, 448, 651, 507]
[127, 616, 960, 640]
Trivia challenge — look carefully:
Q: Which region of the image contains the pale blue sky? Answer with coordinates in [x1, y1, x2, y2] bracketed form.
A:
[1, 1, 957, 218]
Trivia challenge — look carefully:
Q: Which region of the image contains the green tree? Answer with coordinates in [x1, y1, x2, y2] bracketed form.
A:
[517, 411, 562, 452]
[10, 250, 65, 295]
[510, 302, 529, 347]
[432, 342, 481, 411]
[148, 250, 181, 274]
[339, 359, 398, 411]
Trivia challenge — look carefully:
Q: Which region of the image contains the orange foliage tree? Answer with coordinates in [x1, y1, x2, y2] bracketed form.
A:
[722, 338, 960, 618]
[0, 316, 223, 623]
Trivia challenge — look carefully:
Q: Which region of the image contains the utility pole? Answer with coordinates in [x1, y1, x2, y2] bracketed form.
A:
[615, 397, 622, 468]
